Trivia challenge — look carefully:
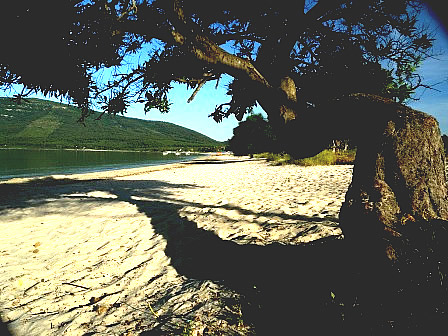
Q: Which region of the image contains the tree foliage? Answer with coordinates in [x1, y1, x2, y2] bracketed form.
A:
[0, 0, 435, 125]
[228, 113, 277, 155]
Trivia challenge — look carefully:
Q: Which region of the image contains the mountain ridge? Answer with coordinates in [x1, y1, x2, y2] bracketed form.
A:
[0, 98, 223, 151]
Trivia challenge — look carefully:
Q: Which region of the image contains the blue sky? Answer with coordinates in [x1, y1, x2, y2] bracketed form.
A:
[408, 7, 448, 135]
[128, 5, 448, 141]
[1, 5, 447, 142]
[124, 75, 244, 142]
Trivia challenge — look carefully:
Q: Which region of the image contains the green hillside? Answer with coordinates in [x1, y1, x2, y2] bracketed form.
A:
[0, 98, 222, 151]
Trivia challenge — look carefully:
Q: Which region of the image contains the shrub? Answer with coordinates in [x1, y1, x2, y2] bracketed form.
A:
[334, 149, 357, 164]
[295, 150, 337, 166]
[255, 149, 356, 166]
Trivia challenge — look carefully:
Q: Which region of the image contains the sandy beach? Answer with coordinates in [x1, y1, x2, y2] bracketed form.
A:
[0, 155, 353, 335]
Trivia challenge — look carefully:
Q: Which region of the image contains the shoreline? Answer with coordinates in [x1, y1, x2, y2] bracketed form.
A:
[0, 152, 234, 184]
[0, 154, 249, 185]
[0, 147, 215, 153]
[0, 157, 352, 335]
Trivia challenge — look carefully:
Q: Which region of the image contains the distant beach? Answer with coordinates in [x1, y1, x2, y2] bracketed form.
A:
[0, 155, 353, 335]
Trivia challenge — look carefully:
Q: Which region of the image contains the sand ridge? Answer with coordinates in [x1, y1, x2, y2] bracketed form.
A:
[0, 156, 352, 335]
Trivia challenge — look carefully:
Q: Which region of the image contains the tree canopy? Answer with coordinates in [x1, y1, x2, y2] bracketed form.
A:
[2, 2, 448, 333]
[0, 1, 435, 126]
[228, 113, 277, 155]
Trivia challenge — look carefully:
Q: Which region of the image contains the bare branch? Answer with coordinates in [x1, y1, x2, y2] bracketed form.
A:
[187, 80, 206, 103]
[95, 110, 107, 120]
[170, 31, 271, 91]
[305, 0, 347, 22]
[165, 0, 271, 90]
[118, 0, 138, 21]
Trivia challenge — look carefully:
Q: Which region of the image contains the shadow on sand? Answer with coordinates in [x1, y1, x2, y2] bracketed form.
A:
[1, 177, 350, 334]
[1, 175, 447, 335]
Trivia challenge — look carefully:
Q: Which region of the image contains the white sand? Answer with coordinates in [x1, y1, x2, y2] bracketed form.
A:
[0, 156, 352, 335]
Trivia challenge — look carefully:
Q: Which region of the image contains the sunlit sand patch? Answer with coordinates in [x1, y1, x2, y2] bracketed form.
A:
[0, 157, 352, 335]
[61, 191, 118, 199]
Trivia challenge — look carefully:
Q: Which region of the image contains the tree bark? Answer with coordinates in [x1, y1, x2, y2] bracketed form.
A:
[341, 94, 448, 235]
[252, 92, 448, 331]
[337, 94, 448, 331]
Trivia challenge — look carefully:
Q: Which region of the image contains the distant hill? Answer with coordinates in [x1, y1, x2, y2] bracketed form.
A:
[0, 98, 223, 151]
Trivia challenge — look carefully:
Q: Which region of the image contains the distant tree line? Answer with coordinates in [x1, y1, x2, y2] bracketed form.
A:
[230, 114, 448, 158]
[229, 113, 355, 156]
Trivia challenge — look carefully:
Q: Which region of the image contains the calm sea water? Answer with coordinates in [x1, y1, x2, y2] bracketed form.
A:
[0, 149, 200, 180]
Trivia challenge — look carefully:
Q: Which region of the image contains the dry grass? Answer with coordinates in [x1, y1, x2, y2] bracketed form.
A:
[254, 149, 356, 166]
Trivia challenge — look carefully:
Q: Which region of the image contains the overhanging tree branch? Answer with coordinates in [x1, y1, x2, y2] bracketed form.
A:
[164, 0, 272, 91]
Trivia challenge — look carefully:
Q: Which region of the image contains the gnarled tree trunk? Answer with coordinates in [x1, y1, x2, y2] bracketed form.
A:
[337, 94, 448, 332]
[266, 92, 448, 331]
